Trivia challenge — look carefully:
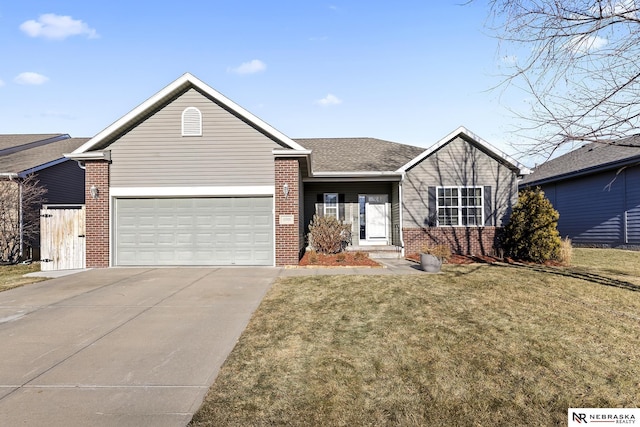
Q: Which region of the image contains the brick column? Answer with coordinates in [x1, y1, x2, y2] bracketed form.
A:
[85, 160, 110, 268]
[275, 158, 300, 266]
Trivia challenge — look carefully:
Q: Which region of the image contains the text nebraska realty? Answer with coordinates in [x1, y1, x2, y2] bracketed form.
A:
[573, 412, 636, 424]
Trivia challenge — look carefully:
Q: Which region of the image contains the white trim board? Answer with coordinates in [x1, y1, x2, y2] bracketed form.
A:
[110, 186, 275, 197]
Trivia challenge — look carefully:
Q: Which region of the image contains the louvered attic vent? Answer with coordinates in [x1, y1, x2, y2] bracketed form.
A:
[182, 107, 202, 136]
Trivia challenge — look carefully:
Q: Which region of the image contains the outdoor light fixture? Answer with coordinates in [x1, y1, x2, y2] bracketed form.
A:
[283, 183, 289, 198]
[90, 185, 99, 200]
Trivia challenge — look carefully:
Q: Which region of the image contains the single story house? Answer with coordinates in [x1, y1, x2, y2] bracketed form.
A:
[520, 136, 640, 248]
[0, 134, 88, 261]
[66, 73, 530, 268]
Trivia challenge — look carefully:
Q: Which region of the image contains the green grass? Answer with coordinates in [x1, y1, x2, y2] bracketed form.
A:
[191, 248, 640, 426]
[0, 263, 45, 292]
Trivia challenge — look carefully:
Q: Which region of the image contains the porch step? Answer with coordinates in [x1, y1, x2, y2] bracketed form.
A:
[346, 245, 403, 259]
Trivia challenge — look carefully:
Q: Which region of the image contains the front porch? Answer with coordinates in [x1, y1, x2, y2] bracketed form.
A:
[303, 182, 403, 256]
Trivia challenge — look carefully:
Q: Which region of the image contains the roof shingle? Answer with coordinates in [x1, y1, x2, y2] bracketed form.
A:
[522, 135, 640, 185]
[0, 137, 90, 175]
[295, 137, 425, 172]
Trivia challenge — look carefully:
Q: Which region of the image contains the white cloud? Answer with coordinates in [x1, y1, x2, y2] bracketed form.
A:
[570, 35, 608, 53]
[14, 72, 49, 85]
[228, 59, 266, 75]
[0, 79, 4, 87]
[594, 0, 637, 19]
[315, 93, 342, 107]
[20, 13, 98, 40]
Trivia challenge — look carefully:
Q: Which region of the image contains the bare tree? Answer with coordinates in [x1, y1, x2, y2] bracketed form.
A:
[0, 175, 47, 263]
[486, 0, 640, 157]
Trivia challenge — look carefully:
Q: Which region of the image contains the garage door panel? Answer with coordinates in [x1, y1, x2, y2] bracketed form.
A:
[115, 197, 273, 266]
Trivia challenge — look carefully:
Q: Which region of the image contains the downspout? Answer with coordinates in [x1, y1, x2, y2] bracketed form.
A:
[398, 173, 405, 257]
[19, 181, 23, 260]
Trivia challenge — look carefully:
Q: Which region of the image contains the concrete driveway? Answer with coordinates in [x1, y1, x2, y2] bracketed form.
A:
[0, 267, 279, 427]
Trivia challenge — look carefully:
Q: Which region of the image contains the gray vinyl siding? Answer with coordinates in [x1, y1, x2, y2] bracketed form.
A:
[303, 182, 393, 246]
[539, 164, 640, 246]
[108, 88, 280, 187]
[37, 160, 85, 205]
[403, 137, 518, 228]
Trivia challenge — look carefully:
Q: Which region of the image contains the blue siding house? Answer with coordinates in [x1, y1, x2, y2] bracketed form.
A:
[520, 136, 640, 247]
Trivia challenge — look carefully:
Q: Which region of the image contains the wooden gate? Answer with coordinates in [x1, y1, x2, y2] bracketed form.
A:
[40, 206, 86, 271]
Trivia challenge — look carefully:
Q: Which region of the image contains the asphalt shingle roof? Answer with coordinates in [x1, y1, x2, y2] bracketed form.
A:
[295, 137, 426, 172]
[0, 134, 67, 152]
[0, 137, 90, 174]
[522, 135, 640, 185]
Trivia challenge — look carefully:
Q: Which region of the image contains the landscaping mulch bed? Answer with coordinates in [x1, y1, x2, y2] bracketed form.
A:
[406, 253, 502, 265]
[299, 251, 382, 267]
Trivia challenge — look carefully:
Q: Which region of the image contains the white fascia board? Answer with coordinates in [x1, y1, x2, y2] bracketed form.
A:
[313, 171, 403, 177]
[73, 73, 307, 154]
[398, 126, 532, 175]
[272, 149, 312, 156]
[304, 171, 403, 182]
[64, 151, 110, 161]
[0, 173, 19, 179]
[110, 186, 275, 197]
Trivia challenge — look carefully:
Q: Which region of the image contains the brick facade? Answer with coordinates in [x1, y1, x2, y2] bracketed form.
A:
[403, 227, 502, 257]
[275, 158, 301, 266]
[85, 161, 110, 268]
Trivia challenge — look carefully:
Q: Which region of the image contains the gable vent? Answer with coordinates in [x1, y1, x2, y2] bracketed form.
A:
[182, 107, 202, 136]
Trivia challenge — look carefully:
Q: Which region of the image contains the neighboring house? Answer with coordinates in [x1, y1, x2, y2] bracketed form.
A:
[521, 136, 640, 248]
[66, 73, 530, 268]
[0, 134, 89, 261]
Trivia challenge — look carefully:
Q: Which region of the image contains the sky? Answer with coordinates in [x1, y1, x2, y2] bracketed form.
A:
[0, 1, 539, 165]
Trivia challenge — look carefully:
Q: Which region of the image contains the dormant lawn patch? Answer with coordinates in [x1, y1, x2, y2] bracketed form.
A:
[0, 263, 44, 292]
[191, 249, 640, 426]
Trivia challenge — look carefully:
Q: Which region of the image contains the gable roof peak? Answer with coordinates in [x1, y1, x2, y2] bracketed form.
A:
[70, 72, 306, 157]
[398, 126, 531, 175]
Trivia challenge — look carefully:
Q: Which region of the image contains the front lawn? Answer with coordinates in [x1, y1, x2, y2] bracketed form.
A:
[191, 249, 640, 426]
[0, 263, 45, 292]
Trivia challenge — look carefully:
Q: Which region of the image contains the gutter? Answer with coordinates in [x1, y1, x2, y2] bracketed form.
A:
[64, 150, 111, 161]
[0, 173, 19, 179]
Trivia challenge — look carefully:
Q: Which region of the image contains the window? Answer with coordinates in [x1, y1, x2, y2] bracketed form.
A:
[182, 107, 202, 136]
[324, 193, 338, 218]
[437, 187, 483, 226]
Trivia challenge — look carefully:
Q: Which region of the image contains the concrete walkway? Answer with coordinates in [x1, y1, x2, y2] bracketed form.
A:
[0, 267, 278, 427]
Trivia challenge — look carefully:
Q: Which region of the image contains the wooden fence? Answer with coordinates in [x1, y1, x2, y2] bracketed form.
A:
[40, 206, 86, 271]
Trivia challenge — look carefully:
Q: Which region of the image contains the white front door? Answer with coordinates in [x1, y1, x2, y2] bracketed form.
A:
[359, 194, 389, 244]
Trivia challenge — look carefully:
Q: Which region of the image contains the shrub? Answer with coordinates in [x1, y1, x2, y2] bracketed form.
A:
[307, 250, 318, 264]
[335, 253, 346, 263]
[353, 251, 367, 261]
[308, 214, 352, 254]
[503, 187, 561, 263]
[420, 243, 452, 261]
[558, 237, 573, 266]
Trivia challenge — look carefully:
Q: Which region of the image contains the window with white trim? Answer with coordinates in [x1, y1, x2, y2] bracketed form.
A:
[324, 193, 338, 218]
[437, 187, 483, 226]
[182, 107, 202, 136]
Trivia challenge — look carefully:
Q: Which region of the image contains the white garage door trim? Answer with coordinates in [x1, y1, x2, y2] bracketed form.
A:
[113, 196, 274, 266]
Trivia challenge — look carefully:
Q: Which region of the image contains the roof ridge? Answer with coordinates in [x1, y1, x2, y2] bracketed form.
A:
[0, 134, 70, 157]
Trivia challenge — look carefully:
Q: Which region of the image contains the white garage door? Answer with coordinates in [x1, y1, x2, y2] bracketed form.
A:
[115, 197, 273, 266]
